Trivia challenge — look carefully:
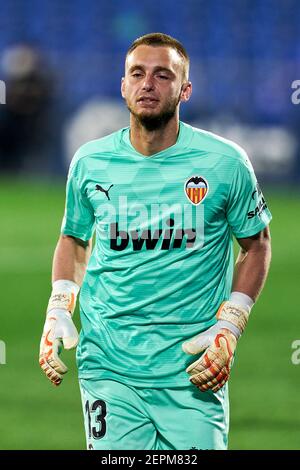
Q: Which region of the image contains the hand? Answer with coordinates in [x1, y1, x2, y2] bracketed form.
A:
[183, 324, 237, 393]
[39, 309, 79, 386]
[182, 301, 249, 392]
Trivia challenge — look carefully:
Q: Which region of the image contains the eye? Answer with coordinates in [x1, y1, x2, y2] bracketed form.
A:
[132, 72, 143, 78]
[157, 75, 169, 80]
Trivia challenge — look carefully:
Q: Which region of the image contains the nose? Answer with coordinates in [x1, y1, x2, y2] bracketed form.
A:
[141, 74, 154, 91]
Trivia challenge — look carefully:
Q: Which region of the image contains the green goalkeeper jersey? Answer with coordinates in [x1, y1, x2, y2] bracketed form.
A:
[61, 121, 272, 387]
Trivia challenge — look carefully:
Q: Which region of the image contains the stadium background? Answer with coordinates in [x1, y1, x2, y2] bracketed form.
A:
[0, 0, 299, 450]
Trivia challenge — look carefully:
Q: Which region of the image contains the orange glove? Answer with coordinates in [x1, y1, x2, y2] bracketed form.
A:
[182, 301, 249, 392]
[39, 280, 79, 386]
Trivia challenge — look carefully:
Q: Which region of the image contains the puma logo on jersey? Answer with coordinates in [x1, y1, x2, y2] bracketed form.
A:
[95, 184, 114, 200]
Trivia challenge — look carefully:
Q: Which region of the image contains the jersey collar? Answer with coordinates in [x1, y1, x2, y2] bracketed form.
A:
[120, 121, 193, 159]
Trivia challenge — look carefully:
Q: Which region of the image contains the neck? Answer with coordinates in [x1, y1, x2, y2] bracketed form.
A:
[129, 114, 180, 156]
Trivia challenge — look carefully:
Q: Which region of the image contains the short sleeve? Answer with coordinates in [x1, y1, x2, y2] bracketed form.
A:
[226, 159, 272, 239]
[61, 162, 95, 241]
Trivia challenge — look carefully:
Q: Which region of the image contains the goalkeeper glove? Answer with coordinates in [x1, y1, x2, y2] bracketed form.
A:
[182, 295, 253, 393]
[39, 280, 80, 386]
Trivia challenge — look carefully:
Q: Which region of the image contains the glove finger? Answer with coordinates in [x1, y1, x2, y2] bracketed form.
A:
[190, 365, 229, 389]
[187, 343, 231, 379]
[190, 368, 218, 387]
[195, 363, 229, 384]
[48, 356, 68, 374]
[63, 334, 79, 350]
[197, 378, 219, 391]
[186, 349, 224, 376]
[211, 377, 228, 393]
[186, 352, 211, 375]
[182, 334, 211, 355]
[194, 369, 228, 391]
[39, 356, 63, 386]
[51, 339, 68, 374]
[189, 361, 226, 386]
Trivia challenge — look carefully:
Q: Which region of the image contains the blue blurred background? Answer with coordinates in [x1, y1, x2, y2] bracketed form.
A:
[0, 0, 299, 181]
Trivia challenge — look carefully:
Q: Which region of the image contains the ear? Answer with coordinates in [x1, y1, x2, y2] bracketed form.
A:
[180, 81, 192, 103]
[121, 77, 126, 99]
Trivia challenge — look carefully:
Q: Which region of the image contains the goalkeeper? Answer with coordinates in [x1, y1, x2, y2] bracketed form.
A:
[39, 33, 272, 450]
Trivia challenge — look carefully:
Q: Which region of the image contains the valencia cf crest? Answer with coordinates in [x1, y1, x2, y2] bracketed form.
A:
[184, 176, 209, 205]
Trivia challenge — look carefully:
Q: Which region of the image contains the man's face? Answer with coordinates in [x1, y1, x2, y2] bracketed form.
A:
[121, 45, 191, 130]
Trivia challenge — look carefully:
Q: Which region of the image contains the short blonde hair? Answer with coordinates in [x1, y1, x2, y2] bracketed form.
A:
[126, 32, 190, 81]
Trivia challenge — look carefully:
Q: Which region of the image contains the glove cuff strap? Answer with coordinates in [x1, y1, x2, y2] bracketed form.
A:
[216, 301, 249, 334]
[47, 280, 80, 316]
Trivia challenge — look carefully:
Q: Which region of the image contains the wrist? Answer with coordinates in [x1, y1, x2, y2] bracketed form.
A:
[229, 291, 254, 315]
[216, 298, 251, 338]
[47, 279, 80, 316]
[46, 308, 72, 319]
[217, 320, 241, 339]
[52, 279, 80, 295]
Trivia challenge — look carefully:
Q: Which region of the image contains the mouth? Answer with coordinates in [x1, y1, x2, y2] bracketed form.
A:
[137, 97, 159, 104]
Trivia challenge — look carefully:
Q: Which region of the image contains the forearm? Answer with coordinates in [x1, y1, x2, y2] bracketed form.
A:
[184, 227, 272, 393]
[52, 234, 92, 286]
[233, 227, 272, 301]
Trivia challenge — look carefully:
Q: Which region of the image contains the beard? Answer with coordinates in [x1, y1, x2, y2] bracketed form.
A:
[126, 93, 181, 132]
